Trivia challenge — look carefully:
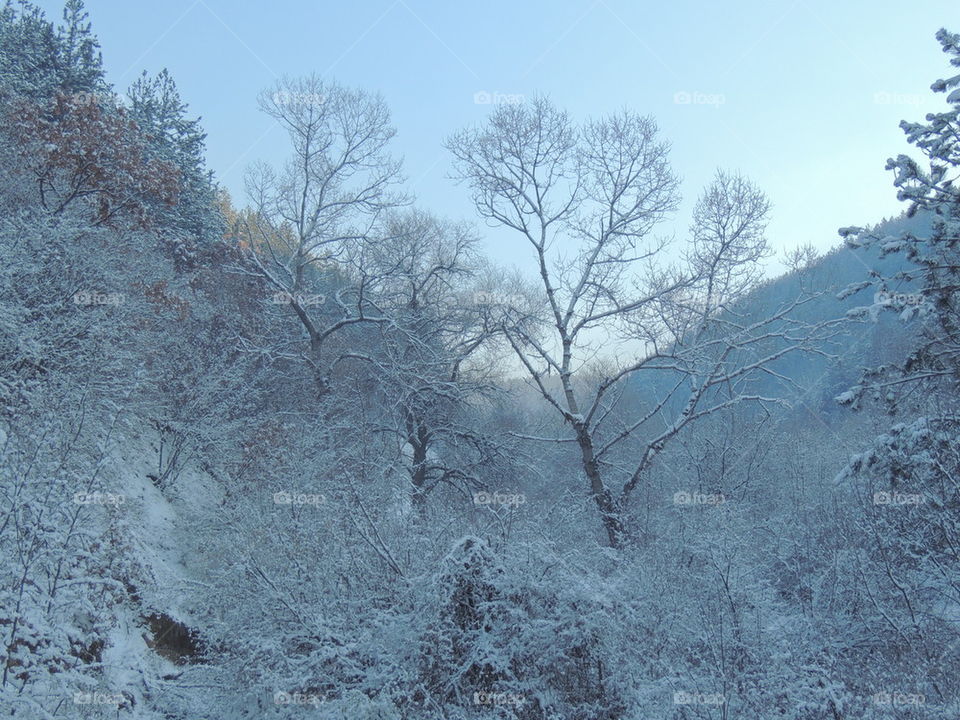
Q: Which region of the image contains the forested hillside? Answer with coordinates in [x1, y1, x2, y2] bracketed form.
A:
[1, 3, 957, 718]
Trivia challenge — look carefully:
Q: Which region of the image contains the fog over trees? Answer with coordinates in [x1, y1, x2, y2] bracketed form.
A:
[0, 3, 958, 718]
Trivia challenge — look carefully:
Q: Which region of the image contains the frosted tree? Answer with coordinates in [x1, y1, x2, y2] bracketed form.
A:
[836, 28, 960, 712]
[840, 28, 960, 410]
[448, 98, 835, 547]
[7, 90, 180, 225]
[0, 0, 104, 101]
[238, 75, 405, 394]
[127, 68, 224, 247]
[689, 169, 773, 313]
[358, 209, 522, 510]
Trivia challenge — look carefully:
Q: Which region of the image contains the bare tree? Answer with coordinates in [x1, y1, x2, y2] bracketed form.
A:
[358, 209, 518, 509]
[448, 98, 834, 547]
[237, 75, 406, 392]
[689, 169, 772, 314]
[234, 77, 522, 511]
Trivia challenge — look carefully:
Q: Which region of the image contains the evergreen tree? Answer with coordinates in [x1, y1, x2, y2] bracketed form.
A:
[841, 28, 960, 405]
[127, 69, 224, 251]
[55, 0, 103, 93]
[0, 0, 104, 99]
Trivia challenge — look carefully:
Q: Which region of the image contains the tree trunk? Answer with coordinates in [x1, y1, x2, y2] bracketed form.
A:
[408, 415, 430, 512]
[573, 421, 624, 548]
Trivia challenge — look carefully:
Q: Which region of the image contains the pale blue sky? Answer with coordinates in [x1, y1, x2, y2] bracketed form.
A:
[39, 0, 959, 274]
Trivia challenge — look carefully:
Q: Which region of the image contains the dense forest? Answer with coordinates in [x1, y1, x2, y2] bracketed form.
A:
[0, 2, 958, 718]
